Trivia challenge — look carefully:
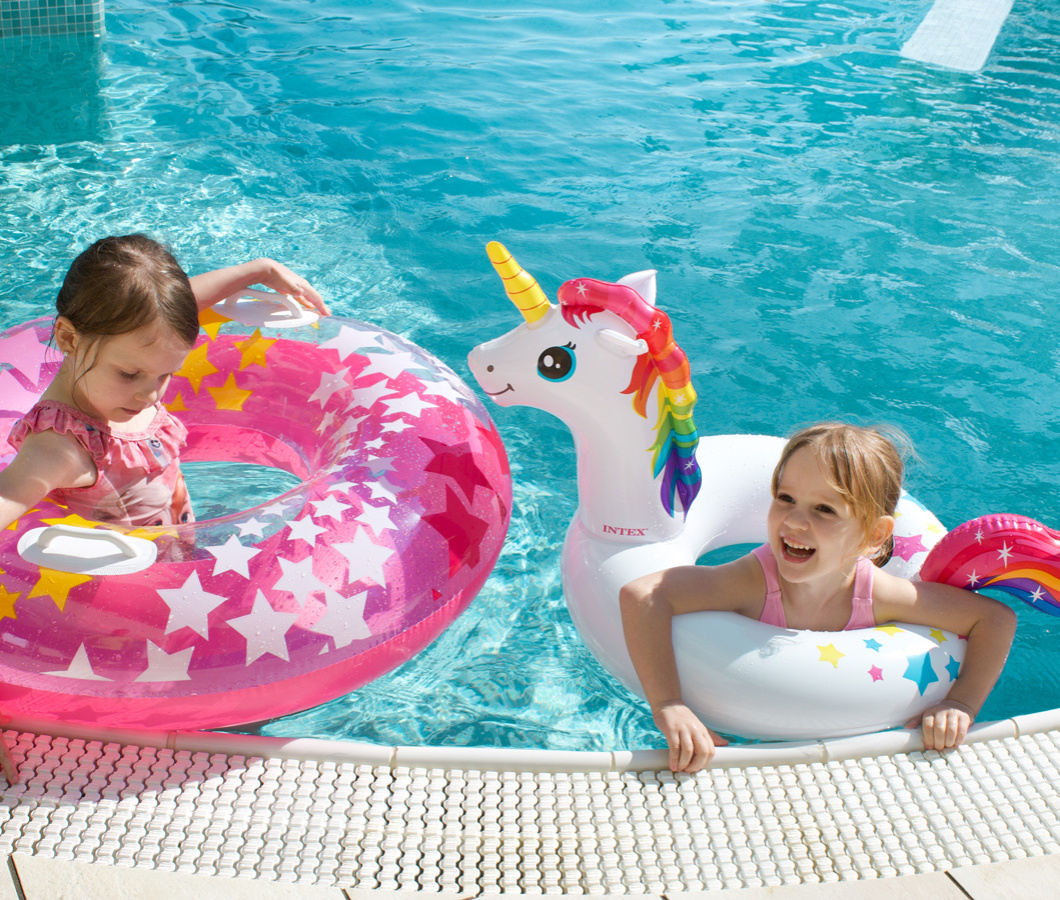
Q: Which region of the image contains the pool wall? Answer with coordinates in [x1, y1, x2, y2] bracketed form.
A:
[0, 0, 103, 39]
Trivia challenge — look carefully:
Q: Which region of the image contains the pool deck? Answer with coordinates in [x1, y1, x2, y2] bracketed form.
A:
[1, 715, 1059, 896]
[5, 851, 1060, 897]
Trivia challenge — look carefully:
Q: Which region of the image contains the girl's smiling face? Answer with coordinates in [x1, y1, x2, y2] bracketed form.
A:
[58, 319, 193, 424]
[767, 444, 872, 585]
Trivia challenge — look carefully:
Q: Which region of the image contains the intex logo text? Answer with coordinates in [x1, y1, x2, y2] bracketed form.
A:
[602, 525, 648, 537]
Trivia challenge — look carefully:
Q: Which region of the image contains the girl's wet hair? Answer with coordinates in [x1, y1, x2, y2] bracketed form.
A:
[771, 422, 908, 567]
[55, 234, 199, 349]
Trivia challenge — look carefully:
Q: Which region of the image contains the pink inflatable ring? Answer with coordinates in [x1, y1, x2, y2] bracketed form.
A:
[0, 294, 511, 730]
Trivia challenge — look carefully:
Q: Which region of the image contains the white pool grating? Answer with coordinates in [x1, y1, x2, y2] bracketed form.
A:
[1, 728, 1060, 894]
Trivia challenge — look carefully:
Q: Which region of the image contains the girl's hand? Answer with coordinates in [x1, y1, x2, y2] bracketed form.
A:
[256, 259, 329, 315]
[909, 700, 974, 751]
[653, 702, 728, 773]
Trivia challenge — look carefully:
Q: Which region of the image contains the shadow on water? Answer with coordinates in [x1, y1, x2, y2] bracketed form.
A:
[0, 34, 105, 146]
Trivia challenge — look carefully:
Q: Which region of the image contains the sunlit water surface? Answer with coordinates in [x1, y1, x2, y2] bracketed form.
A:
[2, 0, 1060, 750]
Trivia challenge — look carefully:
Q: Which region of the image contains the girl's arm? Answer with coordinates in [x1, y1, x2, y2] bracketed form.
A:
[0, 430, 97, 531]
[619, 557, 764, 772]
[873, 573, 1017, 751]
[189, 259, 329, 315]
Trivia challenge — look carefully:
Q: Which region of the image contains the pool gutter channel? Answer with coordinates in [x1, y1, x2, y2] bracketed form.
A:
[6, 708, 1060, 773]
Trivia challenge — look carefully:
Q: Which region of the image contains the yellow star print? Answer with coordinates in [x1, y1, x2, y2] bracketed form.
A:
[176, 343, 219, 393]
[236, 329, 276, 369]
[27, 568, 92, 612]
[930, 629, 947, 643]
[207, 373, 253, 411]
[197, 307, 230, 340]
[40, 513, 101, 529]
[818, 643, 844, 668]
[875, 624, 904, 637]
[0, 584, 19, 620]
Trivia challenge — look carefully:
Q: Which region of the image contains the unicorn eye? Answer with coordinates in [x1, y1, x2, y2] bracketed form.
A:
[537, 344, 576, 382]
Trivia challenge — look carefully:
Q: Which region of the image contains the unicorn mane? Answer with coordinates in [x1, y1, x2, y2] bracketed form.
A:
[556, 278, 701, 518]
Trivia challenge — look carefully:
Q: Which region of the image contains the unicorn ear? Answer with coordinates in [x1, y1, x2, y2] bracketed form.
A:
[597, 329, 648, 357]
[617, 270, 657, 307]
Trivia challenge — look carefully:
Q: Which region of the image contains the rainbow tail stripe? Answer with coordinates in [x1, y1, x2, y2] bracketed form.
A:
[919, 514, 1060, 616]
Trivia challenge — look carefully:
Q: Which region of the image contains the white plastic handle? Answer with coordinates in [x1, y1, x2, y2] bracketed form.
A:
[268, 292, 306, 319]
[36, 524, 139, 559]
[212, 288, 319, 329]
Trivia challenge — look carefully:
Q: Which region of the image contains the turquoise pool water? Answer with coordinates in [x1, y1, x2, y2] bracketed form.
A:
[1, 0, 1059, 750]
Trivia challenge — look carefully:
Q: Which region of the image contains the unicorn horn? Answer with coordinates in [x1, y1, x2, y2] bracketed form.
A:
[487, 241, 552, 324]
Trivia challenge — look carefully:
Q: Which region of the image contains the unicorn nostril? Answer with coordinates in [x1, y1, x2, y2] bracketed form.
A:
[487, 365, 494, 372]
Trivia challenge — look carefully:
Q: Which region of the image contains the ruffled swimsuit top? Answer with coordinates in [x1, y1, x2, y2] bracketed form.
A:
[9, 400, 194, 528]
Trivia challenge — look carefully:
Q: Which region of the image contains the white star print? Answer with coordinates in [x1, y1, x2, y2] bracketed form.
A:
[285, 516, 327, 547]
[575, 281, 588, 296]
[258, 500, 293, 519]
[315, 410, 337, 435]
[364, 482, 399, 503]
[133, 641, 194, 682]
[966, 570, 982, 587]
[997, 542, 1013, 565]
[237, 518, 268, 538]
[362, 351, 421, 382]
[381, 418, 415, 434]
[382, 393, 435, 419]
[225, 591, 301, 665]
[365, 456, 396, 477]
[331, 415, 366, 439]
[157, 570, 228, 639]
[357, 502, 396, 536]
[44, 644, 110, 680]
[351, 379, 399, 409]
[205, 535, 261, 579]
[309, 368, 352, 407]
[330, 531, 394, 589]
[311, 588, 371, 648]
[272, 555, 329, 603]
[325, 480, 359, 498]
[319, 324, 385, 361]
[310, 494, 348, 523]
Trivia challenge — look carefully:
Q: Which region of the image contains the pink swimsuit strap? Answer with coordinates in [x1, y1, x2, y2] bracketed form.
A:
[752, 544, 876, 630]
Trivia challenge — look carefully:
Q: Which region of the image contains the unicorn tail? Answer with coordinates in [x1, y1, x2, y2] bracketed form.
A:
[919, 514, 1060, 616]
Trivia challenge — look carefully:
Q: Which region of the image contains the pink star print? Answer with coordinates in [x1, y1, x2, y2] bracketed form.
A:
[892, 533, 927, 561]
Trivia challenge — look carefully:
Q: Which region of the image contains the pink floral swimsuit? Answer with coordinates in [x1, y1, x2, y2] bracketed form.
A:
[9, 400, 194, 528]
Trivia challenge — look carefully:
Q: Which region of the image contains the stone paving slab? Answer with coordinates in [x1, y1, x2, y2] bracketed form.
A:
[949, 852, 1060, 899]
[694, 870, 966, 898]
[8, 852, 1060, 898]
[10, 853, 350, 899]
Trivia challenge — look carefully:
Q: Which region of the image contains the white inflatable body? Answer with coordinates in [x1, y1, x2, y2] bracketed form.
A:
[469, 243, 964, 741]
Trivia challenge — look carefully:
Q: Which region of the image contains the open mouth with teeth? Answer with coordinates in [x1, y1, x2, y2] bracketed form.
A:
[782, 539, 816, 561]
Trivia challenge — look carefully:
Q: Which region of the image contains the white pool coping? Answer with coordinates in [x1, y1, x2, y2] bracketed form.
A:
[7, 706, 1060, 773]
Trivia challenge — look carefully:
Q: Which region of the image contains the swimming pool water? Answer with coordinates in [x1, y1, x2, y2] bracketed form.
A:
[2, 0, 1060, 750]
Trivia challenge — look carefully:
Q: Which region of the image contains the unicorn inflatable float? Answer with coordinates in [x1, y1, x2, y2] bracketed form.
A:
[468, 242, 1060, 741]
